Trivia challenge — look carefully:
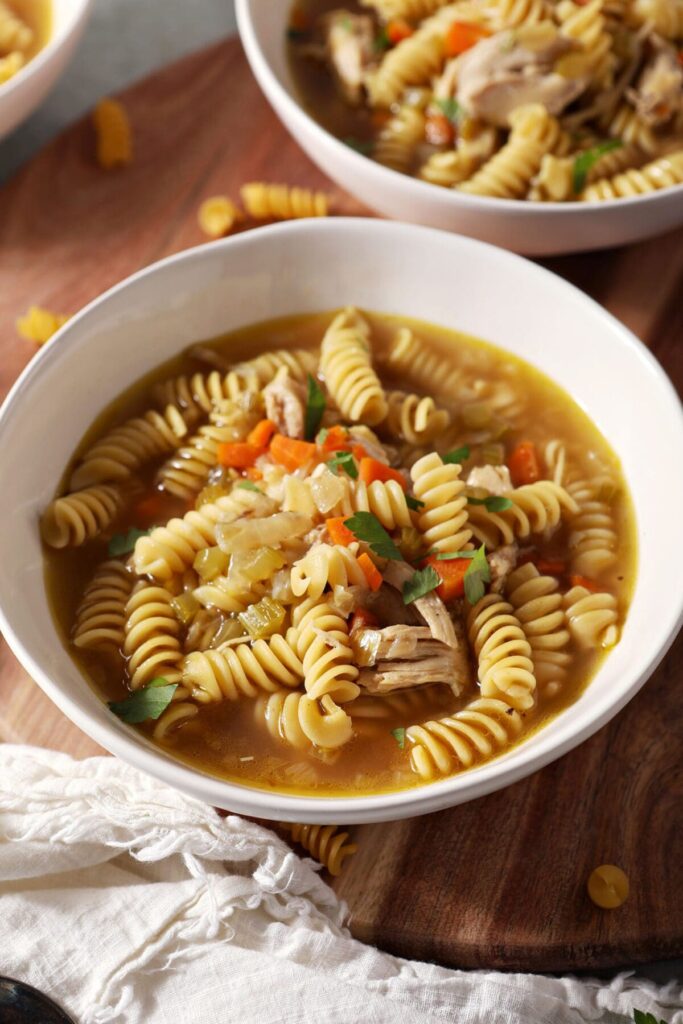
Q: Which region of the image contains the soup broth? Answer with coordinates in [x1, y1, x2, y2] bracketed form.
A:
[43, 310, 636, 796]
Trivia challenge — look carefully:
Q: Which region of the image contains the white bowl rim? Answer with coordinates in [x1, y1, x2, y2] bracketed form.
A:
[235, 0, 683, 216]
[0, 0, 92, 100]
[2, 217, 682, 823]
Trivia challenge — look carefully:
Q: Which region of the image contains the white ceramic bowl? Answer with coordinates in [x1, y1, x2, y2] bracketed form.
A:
[0, 0, 92, 142]
[0, 219, 681, 823]
[236, 0, 683, 256]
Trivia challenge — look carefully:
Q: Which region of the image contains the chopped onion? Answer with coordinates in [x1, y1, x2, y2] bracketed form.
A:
[229, 546, 285, 583]
[309, 468, 347, 514]
[271, 568, 295, 604]
[216, 512, 312, 553]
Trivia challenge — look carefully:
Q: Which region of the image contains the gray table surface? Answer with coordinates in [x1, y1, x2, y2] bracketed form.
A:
[0, 0, 680, 991]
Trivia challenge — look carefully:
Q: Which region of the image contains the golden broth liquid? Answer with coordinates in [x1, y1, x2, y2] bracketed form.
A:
[5, 0, 52, 63]
[44, 311, 637, 796]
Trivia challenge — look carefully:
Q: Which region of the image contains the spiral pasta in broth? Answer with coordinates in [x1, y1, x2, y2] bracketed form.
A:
[43, 309, 636, 796]
[288, 0, 683, 203]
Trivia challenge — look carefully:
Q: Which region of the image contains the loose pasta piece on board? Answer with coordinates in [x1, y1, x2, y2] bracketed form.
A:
[241, 182, 330, 220]
[93, 98, 133, 169]
[16, 306, 70, 345]
[280, 821, 357, 875]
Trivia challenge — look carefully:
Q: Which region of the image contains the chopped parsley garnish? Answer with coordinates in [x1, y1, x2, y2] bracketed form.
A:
[434, 550, 476, 560]
[344, 511, 403, 561]
[391, 726, 406, 749]
[108, 677, 177, 724]
[374, 27, 390, 52]
[403, 564, 440, 604]
[327, 450, 358, 479]
[405, 494, 425, 511]
[634, 1012, 669, 1024]
[237, 480, 262, 493]
[304, 374, 326, 441]
[435, 97, 465, 124]
[467, 495, 513, 512]
[443, 445, 470, 465]
[464, 544, 490, 605]
[572, 139, 623, 193]
[342, 136, 374, 156]
[108, 526, 151, 557]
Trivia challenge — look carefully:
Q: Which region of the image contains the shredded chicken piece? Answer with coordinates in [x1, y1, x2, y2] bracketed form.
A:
[382, 560, 463, 658]
[628, 41, 683, 126]
[263, 372, 306, 439]
[467, 463, 513, 495]
[366, 583, 422, 627]
[456, 26, 588, 126]
[322, 10, 376, 105]
[488, 543, 519, 593]
[353, 625, 464, 693]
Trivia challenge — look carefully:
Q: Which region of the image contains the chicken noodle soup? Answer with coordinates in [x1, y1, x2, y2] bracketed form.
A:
[0, 0, 51, 85]
[42, 310, 636, 795]
[288, 0, 683, 202]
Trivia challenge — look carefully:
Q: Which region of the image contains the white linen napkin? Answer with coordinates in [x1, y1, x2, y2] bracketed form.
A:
[0, 744, 680, 1024]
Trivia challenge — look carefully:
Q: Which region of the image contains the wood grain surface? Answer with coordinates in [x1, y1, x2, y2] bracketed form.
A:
[0, 38, 681, 973]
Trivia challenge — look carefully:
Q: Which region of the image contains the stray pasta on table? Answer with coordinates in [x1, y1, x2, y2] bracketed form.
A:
[287, 0, 683, 201]
[41, 308, 636, 796]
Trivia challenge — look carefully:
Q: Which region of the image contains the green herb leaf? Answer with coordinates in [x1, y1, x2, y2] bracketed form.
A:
[108, 680, 177, 724]
[464, 544, 490, 605]
[316, 427, 329, 445]
[572, 139, 623, 193]
[374, 27, 390, 52]
[435, 550, 477, 560]
[405, 494, 425, 511]
[467, 495, 513, 512]
[108, 526, 151, 557]
[435, 97, 464, 124]
[342, 136, 374, 156]
[327, 450, 358, 479]
[237, 480, 262, 493]
[344, 511, 403, 561]
[633, 1013, 668, 1024]
[403, 564, 440, 604]
[304, 374, 326, 441]
[391, 726, 406, 749]
[443, 445, 470, 465]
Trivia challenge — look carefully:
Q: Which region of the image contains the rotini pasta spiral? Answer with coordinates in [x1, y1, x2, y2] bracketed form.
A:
[133, 488, 272, 580]
[374, 105, 426, 172]
[183, 635, 303, 702]
[16, 306, 70, 345]
[240, 182, 329, 220]
[566, 476, 618, 576]
[258, 689, 312, 750]
[291, 597, 360, 702]
[467, 594, 537, 709]
[41, 485, 123, 549]
[320, 308, 388, 425]
[290, 543, 368, 600]
[411, 452, 472, 553]
[490, 0, 553, 29]
[407, 697, 524, 779]
[467, 481, 578, 549]
[92, 98, 133, 170]
[383, 326, 463, 398]
[123, 583, 184, 690]
[351, 478, 413, 531]
[419, 150, 474, 187]
[153, 368, 259, 423]
[193, 575, 267, 614]
[629, 0, 683, 38]
[505, 563, 571, 697]
[360, 0, 452, 18]
[383, 390, 451, 444]
[69, 406, 188, 490]
[298, 692, 355, 748]
[73, 560, 134, 651]
[557, 0, 613, 83]
[350, 684, 452, 720]
[0, 1, 32, 53]
[543, 440, 566, 486]
[152, 701, 199, 741]
[0, 50, 23, 83]
[459, 105, 559, 198]
[581, 152, 683, 201]
[280, 821, 358, 876]
[563, 585, 620, 648]
[605, 104, 658, 156]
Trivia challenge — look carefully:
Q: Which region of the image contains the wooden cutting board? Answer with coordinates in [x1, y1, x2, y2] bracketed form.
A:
[0, 37, 681, 974]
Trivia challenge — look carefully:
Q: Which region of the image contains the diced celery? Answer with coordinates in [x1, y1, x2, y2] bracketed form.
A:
[216, 511, 311, 553]
[271, 568, 295, 604]
[193, 545, 229, 582]
[481, 442, 505, 465]
[462, 401, 492, 429]
[239, 596, 286, 639]
[171, 591, 200, 625]
[196, 483, 231, 508]
[229, 547, 285, 583]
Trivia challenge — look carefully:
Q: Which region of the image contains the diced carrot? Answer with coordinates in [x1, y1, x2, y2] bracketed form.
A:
[536, 558, 567, 576]
[358, 552, 383, 592]
[425, 113, 455, 147]
[245, 466, 263, 481]
[320, 425, 350, 453]
[132, 494, 165, 524]
[508, 440, 541, 487]
[351, 443, 368, 461]
[359, 457, 406, 489]
[371, 110, 391, 129]
[350, 607, 380, 632]
[247, 418, 276, 448]
[270, 433, 318, 472]
[570, 574, 601, 593]
[444, 20, 489, 57]
[386, 18, 414, 43]
[217, 442, 264, 468]
[424, 554, 468, 603]
[326, 516, 356, 547]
